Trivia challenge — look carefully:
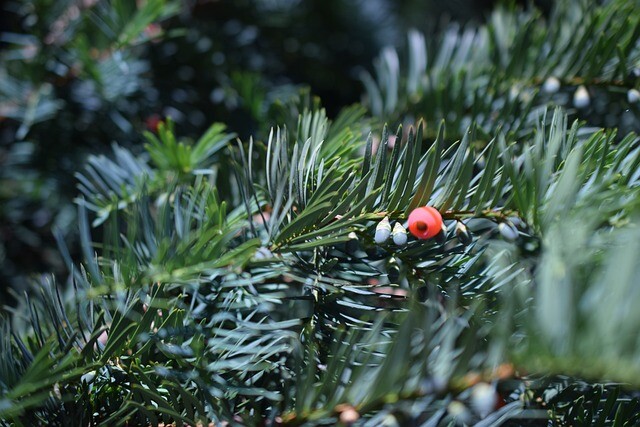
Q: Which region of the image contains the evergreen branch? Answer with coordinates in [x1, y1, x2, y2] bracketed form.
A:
[362, 2, 640, 139]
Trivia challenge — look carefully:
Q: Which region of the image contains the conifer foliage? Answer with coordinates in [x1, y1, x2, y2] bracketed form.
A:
[2, 0, 640, 425]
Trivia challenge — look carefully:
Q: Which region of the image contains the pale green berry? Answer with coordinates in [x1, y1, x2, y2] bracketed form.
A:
[392, 222, 407, 246]
[374, 216, 392, 243]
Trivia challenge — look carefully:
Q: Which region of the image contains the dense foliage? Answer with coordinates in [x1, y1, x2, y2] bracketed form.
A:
[0, 0, 410, 299]
[2, 0, 640, 425]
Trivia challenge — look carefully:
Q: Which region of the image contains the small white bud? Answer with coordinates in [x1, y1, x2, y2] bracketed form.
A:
[392, 222, 407, 246]
[628, 88, 640, 104]
[254, 247, 273, 260]
[455, 222, 472, 245]
[573, 85, 590, 108]
[470, 382, 498, 419]
[542, 76, 561, 94]
[374, 216, 392, 243]
[498, 222, 518, 242]
[447, 401, 472, 424]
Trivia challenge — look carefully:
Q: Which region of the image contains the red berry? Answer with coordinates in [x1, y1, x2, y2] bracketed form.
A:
[145, 114, 162, 133]
[408, 206, 443, 240]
